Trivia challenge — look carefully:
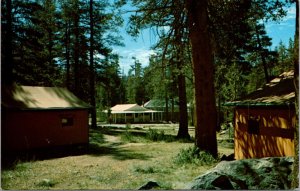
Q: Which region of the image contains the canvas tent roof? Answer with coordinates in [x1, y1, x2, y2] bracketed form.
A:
[225, 70, 295, 107]
[107, 104, 160, 114]
[144, 99, 179, 109]
[2, 85, 90, 110]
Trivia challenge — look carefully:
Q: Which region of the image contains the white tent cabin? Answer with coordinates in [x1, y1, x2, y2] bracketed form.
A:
[106, 104, 163, 123]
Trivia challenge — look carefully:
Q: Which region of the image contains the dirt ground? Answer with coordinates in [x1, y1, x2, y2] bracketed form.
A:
[1, 124, 234, 190]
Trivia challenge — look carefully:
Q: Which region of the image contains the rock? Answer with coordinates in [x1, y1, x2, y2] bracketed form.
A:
[138, 180, 160, 190]
[187, 157, 293, 190]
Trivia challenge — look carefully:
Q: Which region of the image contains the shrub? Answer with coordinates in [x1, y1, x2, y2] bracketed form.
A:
[173, 146, 218, 166]
[146, 128, 174, 142]
[89, 130, 105, 144]
[120, 130, 136, 143]
[125, 123, 131, 129]
[147, 128, 161, 141]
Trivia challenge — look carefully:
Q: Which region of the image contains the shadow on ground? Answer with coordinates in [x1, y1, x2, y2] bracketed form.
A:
[2, 126, 153, 170]
[88, 143, 150, 161]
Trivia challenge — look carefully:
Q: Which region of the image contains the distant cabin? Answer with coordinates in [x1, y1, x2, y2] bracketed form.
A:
[144, 99, 180, 122]
[106, 104, 163, 123]
[2, 85, 90, 152]
[225, 71, 296, 160]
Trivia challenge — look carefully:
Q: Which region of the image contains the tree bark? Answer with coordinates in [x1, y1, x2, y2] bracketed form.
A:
[292, 0, 299, 188]
[73, 1, 80, 96]
[177, 67, 190, 139]
[173, 0, 190, 139]
[185, 0, 218, 157]
[65, 21, 71, 89]
[89, 0, 97, 129]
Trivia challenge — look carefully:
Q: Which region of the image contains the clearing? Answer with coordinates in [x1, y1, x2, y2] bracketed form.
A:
[1, 124, 233, 190]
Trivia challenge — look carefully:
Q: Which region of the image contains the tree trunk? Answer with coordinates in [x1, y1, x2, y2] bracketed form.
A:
[89, 0, 97, 129]
[177, 68, 190, 139]
[255, 24, 270, 83]
[173, 0, 190, 139]
[163, 64, 169, 122]
[73, 1, 80, 96]
[292, 0, 299, 188]
[65, 21, 71, 89]
[185, 0, 218, 157]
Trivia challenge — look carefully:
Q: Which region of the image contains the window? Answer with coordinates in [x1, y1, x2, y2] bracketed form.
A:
[248, 116, 260, 134]
[61, 117, 74, 127]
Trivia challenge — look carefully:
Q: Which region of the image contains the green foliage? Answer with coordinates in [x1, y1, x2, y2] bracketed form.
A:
[173, 146, 219, 166]
[272, 39, 295, 75]
[125, 57, 147, 105]
[120, 128, 175, 143]
[14, 161, 32, 171]
[146, 128, 175, 142]
[147, 128, 163, 141]
[36, 179, 56, 188]
[120, 129, 137, 143]
[121, 124, 143, 143]
[89, 129, 105, 144]
[1, 0, 126, 108]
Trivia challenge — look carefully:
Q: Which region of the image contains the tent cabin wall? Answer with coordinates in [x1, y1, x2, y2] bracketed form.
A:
[2, 109, 89, 151]
[234, 106, 295, 160]
[112, 113, 152, 123]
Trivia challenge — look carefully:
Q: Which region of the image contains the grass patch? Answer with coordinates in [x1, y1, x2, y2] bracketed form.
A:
[143, 128, 175, 142]
[89, 129, 105, 144]
[133, 166, 157, 174]
[173, 146, 219, 166]
[120, 130, 138, 143]
[14, 161, 32, 171]
[1, 125, 233, 190]
[133, 165, 170, 174]
[36, 178, 57, 188]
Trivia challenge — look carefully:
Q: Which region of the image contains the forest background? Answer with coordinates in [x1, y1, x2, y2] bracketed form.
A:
[1, 0, 297, 128]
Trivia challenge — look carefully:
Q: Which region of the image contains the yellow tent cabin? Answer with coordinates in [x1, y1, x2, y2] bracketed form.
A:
[225, 71, 296, 160]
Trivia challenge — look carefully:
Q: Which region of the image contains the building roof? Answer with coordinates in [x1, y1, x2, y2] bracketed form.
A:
[225, 70, 295, 107]
[108, 104, 160, 114]
[2, 85, 90, 110]
[144, 99, 179, 109]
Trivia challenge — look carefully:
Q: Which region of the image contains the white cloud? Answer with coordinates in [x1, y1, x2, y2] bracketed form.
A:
[287, 6, 296, 15]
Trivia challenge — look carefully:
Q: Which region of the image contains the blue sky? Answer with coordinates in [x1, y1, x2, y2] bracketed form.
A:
[113, 5, 296, 74]
[266, 6, 296, 48]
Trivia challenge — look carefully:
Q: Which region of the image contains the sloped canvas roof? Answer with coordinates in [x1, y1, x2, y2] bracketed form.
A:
[144, 99, 179, 108]
[2, 85, 90, 110]
[109, 104, 148, 113]
[107, 104, 160, 114]
[225, 70, 295, 107]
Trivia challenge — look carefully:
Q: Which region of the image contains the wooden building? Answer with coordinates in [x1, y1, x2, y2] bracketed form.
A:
[225, 71, 296, 160]
[107, 104, 162, 123]
[2, 85, 90, 152]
